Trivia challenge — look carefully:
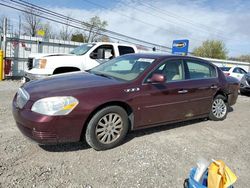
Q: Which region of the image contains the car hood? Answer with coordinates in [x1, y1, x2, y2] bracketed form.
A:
[23, 72, 122, 100]
[29, 53, 75, 59]
[44, 54, 81, 62]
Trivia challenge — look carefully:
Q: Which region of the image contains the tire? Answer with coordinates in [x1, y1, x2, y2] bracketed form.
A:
[240, 89, 246, 96]
[85, 106, 129, 150]
[209, 94, 228, 121]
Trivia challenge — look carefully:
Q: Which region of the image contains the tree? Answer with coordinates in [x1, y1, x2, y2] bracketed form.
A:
[71, 33, 86, 42]
[193, 40, 228, 59]
[100, 35, 111, 42]
[85, 16, 108, 42]
[22, 7, 42, 37]
[59, 15, 72, 41]
[41, 22, 55, 39]
[229, 55, 250, 63]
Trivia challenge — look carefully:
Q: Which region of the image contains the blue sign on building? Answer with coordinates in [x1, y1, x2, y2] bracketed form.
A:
[172, 39, 189, 55]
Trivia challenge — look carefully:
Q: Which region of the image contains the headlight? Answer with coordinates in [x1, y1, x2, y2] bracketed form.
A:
[16, 88, 30, 109]
[31, 96, 79, 116]
[39, 59, 47, 68]
[34, 59, 47, 69]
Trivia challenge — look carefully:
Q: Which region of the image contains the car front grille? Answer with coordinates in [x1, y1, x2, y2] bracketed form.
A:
[27, 58, 33, 70]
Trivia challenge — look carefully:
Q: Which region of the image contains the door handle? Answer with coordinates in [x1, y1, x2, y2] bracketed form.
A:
[210, 85, 218, 89]
[178, 89, 188, 94]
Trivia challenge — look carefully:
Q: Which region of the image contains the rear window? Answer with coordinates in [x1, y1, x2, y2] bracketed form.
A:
[220, 67, 231, 71]
[118, 46, 135, 55]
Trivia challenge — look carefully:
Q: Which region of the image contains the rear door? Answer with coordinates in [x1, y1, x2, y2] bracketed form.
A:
[182, 59, 219, 117]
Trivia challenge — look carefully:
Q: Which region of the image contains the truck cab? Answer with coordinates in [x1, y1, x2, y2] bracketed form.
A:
[24, 42, 137, 82]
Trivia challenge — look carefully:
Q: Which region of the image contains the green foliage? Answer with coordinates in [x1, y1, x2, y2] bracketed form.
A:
[71, 33, 86, 42]
[193, 40, 228, 59]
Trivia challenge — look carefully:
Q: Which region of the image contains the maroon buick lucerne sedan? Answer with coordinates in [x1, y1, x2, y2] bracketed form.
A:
[12, 54, 239, 150]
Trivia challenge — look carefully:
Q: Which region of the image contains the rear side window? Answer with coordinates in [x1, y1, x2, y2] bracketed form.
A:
[186, 60, 216, 79]
[118, 46, 135, 55]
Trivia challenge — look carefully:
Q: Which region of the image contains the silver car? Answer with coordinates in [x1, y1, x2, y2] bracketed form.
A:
[240, 72, 250, 95]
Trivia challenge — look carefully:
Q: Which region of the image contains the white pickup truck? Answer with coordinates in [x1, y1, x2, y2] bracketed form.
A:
[24, 42, 137, 82]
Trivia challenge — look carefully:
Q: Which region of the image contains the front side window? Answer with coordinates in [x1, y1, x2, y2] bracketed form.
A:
[90, 55, 155, 81]
[233, 68, 241, 73]
[239, 68, 247, 74]
[148, 60, 184, 82]
[90, 45, 114, 60]
[186, 60, 216, 79]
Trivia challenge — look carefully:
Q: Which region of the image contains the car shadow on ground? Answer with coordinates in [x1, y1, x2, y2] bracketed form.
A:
[241, 93, 250, 97]
[124, 118, 208, 144]
[39, 141, 91, 152]
[40, 118, 208, 152]
[40, 107, 235, 152]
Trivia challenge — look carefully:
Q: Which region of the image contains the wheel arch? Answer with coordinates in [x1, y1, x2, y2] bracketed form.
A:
[53, 66, 81, 74]
[214, 90, 228, 102]
[80, 101, 134, 141]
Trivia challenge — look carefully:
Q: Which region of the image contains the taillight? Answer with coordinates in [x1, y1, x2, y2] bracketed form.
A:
[224, 73, 230, 76]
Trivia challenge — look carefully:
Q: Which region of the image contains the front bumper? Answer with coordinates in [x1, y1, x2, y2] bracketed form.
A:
[12, 98, 86, 144]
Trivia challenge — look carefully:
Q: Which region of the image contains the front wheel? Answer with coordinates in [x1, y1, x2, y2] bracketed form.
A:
[209, 95, 228, 121]
[85, 106, 129, 150]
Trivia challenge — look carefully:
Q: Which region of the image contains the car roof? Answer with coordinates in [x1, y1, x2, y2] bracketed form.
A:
[122, 53, 214, 66]
[124, 53, 207, 60]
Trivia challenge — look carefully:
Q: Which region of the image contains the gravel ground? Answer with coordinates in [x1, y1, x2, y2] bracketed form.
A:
[0, 80, 249, 188]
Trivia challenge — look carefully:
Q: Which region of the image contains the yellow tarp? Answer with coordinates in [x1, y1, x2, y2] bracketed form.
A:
[208, 160, 237, 188]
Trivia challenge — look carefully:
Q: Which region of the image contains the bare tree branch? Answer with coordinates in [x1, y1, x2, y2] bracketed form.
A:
[22, 7, 42, 37]
[59, 15, 73, 40]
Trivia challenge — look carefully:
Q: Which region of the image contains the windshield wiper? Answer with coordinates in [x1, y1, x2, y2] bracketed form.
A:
[92, 72, 114, 79]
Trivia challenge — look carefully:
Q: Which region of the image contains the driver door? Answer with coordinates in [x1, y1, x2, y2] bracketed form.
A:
[137, 59, 190, 127]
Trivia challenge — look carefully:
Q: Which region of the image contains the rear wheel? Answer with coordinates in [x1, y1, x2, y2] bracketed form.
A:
[209, 95, 228, 121]
[85, 106, 129, 150]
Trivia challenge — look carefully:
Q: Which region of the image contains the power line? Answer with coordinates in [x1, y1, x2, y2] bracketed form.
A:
[138, 1, 228, 37]
[111, 0, 225, 42]
[0, 0, 172, 53]
[13, 0, 173, 51]
[83, 0, 204, 44]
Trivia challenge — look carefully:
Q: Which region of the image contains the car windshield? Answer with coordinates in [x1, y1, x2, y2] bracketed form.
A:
[90, 55, 156, 81]
[70, 43, 95, 55]
[220, 67, 231, 71]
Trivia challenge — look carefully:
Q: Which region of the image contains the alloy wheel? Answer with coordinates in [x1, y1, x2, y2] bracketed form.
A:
[95, 113, 123, 144]
[212, 98, 227, 119]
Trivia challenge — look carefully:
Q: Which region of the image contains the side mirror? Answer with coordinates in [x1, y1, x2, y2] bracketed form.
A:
[148, 73, 166, 83]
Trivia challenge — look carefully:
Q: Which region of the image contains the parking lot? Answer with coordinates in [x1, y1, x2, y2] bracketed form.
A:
[0, 80, 249, 188]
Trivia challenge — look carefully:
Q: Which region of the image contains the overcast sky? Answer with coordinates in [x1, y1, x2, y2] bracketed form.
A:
[1, 0, 250, 57]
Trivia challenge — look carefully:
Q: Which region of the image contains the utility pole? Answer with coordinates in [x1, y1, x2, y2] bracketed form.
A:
[3, 17, 7, 59]
[18, 15, 21, 37]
